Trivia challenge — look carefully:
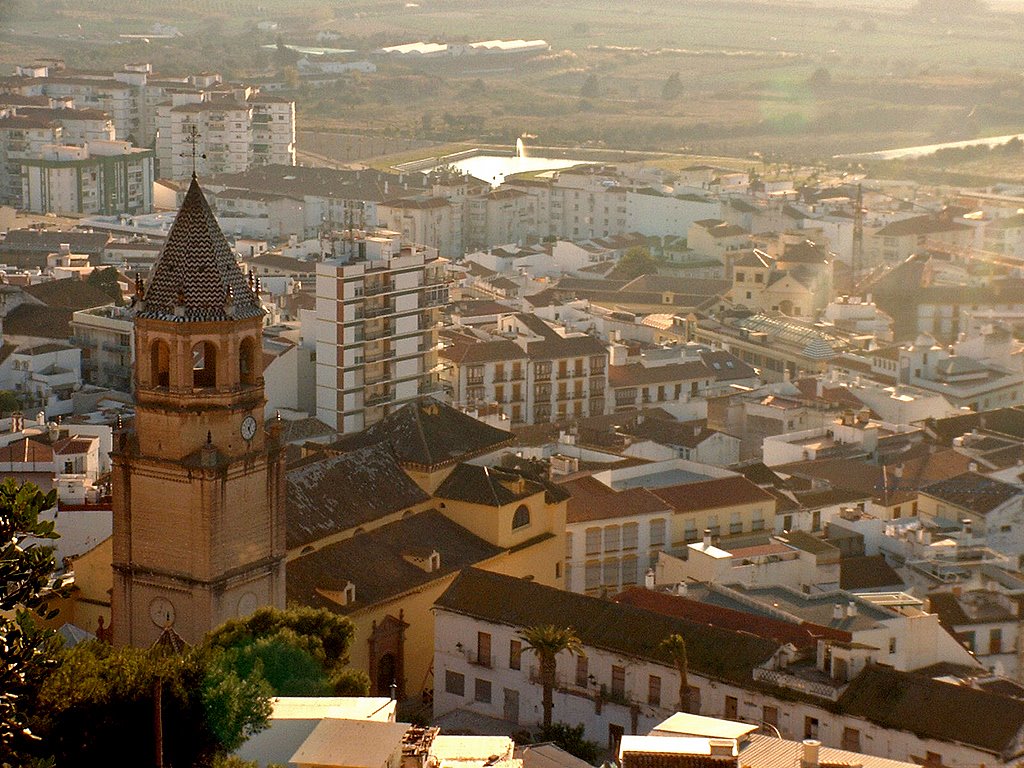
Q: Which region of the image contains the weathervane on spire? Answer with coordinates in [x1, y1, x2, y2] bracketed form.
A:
[180, 124, 206, 178]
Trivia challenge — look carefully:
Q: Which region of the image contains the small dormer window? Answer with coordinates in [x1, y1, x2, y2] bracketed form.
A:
[343, 581, 356, 605]
[512, 504, 530, 530]
[429, 551, 441, 571]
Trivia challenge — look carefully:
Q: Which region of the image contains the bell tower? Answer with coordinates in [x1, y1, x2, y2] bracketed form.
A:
[111, 175, 286, 647]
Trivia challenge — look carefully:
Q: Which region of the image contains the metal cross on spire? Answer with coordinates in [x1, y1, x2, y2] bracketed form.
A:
[180, 124, 206, 178]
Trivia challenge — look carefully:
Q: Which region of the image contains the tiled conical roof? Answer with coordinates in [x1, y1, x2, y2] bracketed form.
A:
[136, 175, 262, 323]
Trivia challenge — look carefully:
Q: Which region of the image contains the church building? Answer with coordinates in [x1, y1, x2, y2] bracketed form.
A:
[110, 175, 287, 647]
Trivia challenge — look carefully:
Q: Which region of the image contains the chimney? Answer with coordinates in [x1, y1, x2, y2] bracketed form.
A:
[675, 582, 688, 597]
[703, 528, 712, 548]
[962, 518, 973, 537]
[833, 604, 844, 621]
[968, 462, 978, 474]
[644, 568, 655, 590]
[847, 601, 857, 618]
[801, 740, 820, 768]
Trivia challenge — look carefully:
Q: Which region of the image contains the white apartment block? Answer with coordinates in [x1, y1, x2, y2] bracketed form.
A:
[70, 305, 134, 392]
[0, 114, 62, 205]
[439, 313, 609, 426]
[22, 141, 154, 216]
[156, 91, 295, 181]
[315, 229, 448, 433]
[0, 343, 82, 418]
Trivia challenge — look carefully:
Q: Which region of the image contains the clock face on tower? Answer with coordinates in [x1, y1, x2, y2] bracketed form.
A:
[149, 596, 176, 628]
[240, 415, 257, 441]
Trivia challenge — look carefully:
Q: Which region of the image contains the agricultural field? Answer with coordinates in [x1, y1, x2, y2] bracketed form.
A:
[2, 0, 1024, 179]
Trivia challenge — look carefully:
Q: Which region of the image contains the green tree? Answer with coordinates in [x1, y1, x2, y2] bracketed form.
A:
[31, 641, 271, 767]
[520, 625, 583, 729]
[0, 391, 20, 415]
[659, 634, 691, 713]
[609, 246, 659, 280]
[205, 606, 369, 697]
[87, 266, 123, 305]
[661, 72, 683, 101]
[0, 479, 62, 761]
[536, 723, 601, 763]
[579, 73, 600, 99]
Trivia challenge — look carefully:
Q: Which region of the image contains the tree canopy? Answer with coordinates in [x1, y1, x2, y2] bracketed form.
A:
[31, 642, 272, 767]
[609, 246, 660, 281]
[0, 479, 62, 761]
[205, 606, 369, 697]
[86, 266, 124, 305]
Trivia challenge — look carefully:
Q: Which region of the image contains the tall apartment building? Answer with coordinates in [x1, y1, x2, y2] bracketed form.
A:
[156, 92, 295, 181]
[0, 114, 62, 205]
[2, 61, 295, 180]
[22, 140, 154, 215]
[315, 229, 448, 434]
[440, 313, 608, 425]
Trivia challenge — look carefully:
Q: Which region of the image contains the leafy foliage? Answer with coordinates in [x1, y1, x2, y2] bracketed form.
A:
[30, 642, 271, 767]
[521, 625, 584, 729]
[537, 722, 602, 764]
[661, 72, 683, 101]
[609, 246, 660, 281]
[205, 606, 369, 697]
[659, 633, 691, 713]
[0, 392, 20, 415]
[86, 266, 124, 305]
[0, 480, 62, 760]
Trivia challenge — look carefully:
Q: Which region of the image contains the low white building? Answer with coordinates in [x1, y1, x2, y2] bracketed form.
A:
[655, 530, 840, 593]
[434, 568, 1016, 767]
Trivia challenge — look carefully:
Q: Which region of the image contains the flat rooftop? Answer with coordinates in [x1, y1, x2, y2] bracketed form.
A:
[611, 468, 712, 490]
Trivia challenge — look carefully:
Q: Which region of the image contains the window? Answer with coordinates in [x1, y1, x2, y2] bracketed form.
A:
[725, 695, 738, 719]
[512, 505, 530, 530]
[611, 665, 626, 699]
[650, 519, 666, 548]
[648, 675, 662, 706]
[476, 632, 491, 667]
[842, 727, 861, 752]
[889, 637, 897, 655]
[192, 341, 218, 388]
[603, 558, 619, 588]
[576, 654, 589, 687]
[565, 531, 574, 558]
[585, 527, 602, 556]
[990, 628, 1003, 654]
[445, 670, 465, 696]
[621, 555, 638, 586]
[474, 678, 492, 704]
[622, 523, 638, 551]
[763, 705, 778, 728]
[509, 640, 522, 670]
[604, 525, 620, 552]
[804, 716, 819, 740]
[585, 561, 601, 592]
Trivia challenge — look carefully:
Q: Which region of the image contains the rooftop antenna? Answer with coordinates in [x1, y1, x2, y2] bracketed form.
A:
[180, 124, 206, 178]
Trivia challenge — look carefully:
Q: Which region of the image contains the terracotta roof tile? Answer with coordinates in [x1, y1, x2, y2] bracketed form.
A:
[651, 476, 775, 514]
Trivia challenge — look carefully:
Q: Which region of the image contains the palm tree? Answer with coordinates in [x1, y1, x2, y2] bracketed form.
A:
[660, 633, 691, 713]
[520, 625, 584, 728]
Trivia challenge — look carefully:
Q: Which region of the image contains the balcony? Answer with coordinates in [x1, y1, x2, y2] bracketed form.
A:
[363, 281, 393, 297]
[753, 667, 848, 702]
[365, 391, 394, 408]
